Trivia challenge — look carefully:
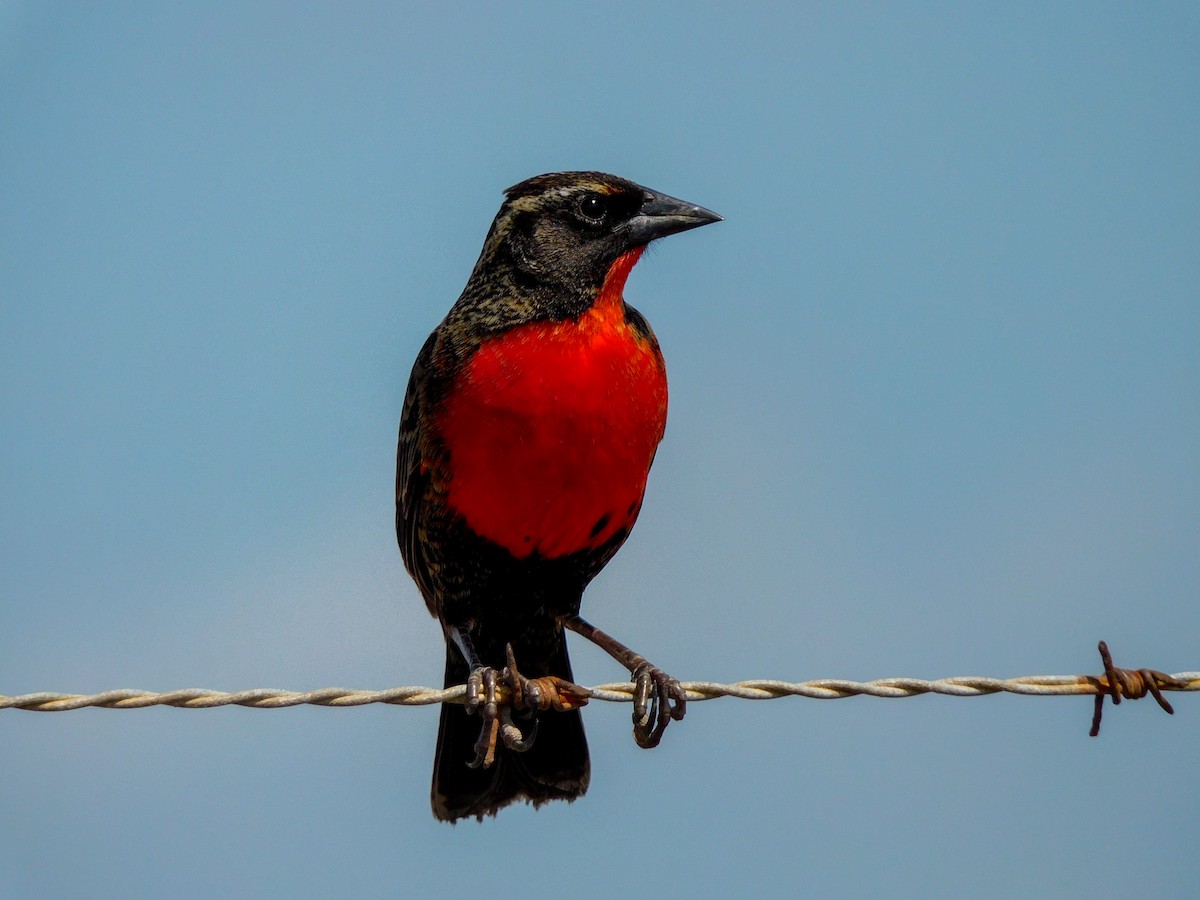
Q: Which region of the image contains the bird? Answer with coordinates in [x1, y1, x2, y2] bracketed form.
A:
[396, 171, 721, 822]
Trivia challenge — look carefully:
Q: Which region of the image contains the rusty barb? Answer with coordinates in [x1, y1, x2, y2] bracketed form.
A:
[1084, 640, 1184, 737]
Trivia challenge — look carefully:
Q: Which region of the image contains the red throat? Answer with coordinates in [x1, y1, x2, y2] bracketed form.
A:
[599, 246, 645, 305]
[435, 246, 666, 558]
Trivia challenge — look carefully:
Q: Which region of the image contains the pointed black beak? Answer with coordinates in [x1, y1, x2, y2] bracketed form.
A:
[623, 188, 723, 245]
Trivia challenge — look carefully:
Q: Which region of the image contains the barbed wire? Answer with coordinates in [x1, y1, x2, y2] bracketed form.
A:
[3, 644, 1193, 734]
[4, 674, 1196, 710]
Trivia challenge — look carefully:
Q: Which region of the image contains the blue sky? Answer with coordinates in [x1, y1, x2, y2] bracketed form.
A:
[2, 3, 1197, 897]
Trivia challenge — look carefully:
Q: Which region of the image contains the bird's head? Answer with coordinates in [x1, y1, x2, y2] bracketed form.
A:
[462, 171, 720, 321]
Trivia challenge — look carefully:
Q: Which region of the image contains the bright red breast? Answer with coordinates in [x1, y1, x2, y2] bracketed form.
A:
[436, 248, 667, 559]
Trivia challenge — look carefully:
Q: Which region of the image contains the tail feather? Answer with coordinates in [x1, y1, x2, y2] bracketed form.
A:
[431, 636, 590, 822]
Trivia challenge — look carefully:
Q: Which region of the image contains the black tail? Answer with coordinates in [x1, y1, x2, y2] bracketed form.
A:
[431, 635, 590, 822]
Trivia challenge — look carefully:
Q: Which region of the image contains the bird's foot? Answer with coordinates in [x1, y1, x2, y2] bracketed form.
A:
[631, 662, 687, 748]
[465, 644, 591, 769]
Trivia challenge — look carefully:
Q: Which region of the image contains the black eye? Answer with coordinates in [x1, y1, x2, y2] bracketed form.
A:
[575, 193, 610, 224]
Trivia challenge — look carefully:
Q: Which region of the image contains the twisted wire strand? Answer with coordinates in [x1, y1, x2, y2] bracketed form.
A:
[3, 672, 1197, 712]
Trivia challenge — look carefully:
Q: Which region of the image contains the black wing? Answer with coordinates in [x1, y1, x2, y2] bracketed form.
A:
[396, 330, 441, 615]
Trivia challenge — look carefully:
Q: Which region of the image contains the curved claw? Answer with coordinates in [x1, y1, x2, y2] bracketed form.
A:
[468, 716, 501, 769]
[462, 644, 588, 768]
[631, 663, 687, 749]
[466, 667, 503, 768]
[466, 664, 537, 768]
[499, 706, 538, 752]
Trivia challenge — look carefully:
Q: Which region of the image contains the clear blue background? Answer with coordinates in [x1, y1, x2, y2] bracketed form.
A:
[2, 3, 1197, 898]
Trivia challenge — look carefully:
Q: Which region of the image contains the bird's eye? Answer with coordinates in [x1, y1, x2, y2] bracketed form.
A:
[576, 193, 609, 224]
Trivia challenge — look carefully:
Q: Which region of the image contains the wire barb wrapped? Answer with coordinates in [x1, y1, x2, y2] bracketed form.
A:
[1084, 641, 1186, 736]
